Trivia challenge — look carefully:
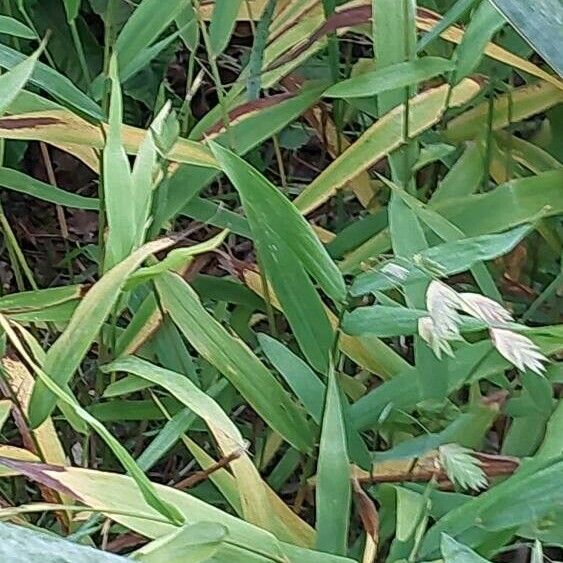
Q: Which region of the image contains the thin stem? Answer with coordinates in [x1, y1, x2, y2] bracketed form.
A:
[69, 19, 92, 86]
[194, 0, 234, 148]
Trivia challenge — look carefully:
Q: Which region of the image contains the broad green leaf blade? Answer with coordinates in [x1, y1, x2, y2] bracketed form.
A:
[324, 57, 455, 98]
[154, 272, 315, 454]
[294, 79, 481, 215]
[0, 167, 98, 210]
[436, 170, 563, 235]
[342, 170, 563, 274]
[452, 0, 506, 84]
[0, 44, 102, 119]
[431, 141, 484, 204]
[343, 306, 427, 338]
[208, 0, 243, 57]
[104, 356, 275, 533]
[536, 401, 563, 460]
[28, 236, 178, 429]
[256, 232, 334, 373]
[315, 367, 351, 556]
[0, 522, 127, 562]
[209, 140, 346, 304]
[0, 15, 36, 39]
[489, 0, 563, 76]
[441, 534, 490, 562]
[0, 46, 40, 116]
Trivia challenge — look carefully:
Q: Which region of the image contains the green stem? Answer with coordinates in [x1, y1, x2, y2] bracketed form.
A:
[69, 19, 92, 86]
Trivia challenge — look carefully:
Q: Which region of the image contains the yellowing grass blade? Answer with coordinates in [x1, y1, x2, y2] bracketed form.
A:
[28, 236, 181, 429]
[104, 356, 275, 534]
[294, 78, 482, 215]
[0, 110, 216, 169]
[446, 82, 563, 142]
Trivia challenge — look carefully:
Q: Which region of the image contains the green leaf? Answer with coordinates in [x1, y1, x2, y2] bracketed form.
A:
[0, 167, 98, 210]
[417, 0, 479, 52]
[154, 272, 315, 454]
[446, 82, 563, 143]
[208, 0, 243, 58]
[0, 466, 354, 562]
[0, 43, 102, 119]
[452, 0, 506, 84]
[28, 236, 179, 429]
[209, 141, 345, 304]
[436, 170, 563, 235]
[294, 79, 481, 215]
[489, 0, 563, 76]
[0, 44, 41, 116]
[114, 0, 189, 76]
[352, 225, 531, 295]
[103, 356, 275, 532]
[102, 55, 136, 270]
[441, 534, 490, 562]
[431, 141, 484, 204]
[325, 57, 455, 98]
[62, 0, 81, 22]
[0, 522, 127, 562]
[420, 456, 563, 558]
[131, 522, 227, 563]
[209, 140, 344, 372]
[315, 367, 351, 556]
[162, 84, 326, 224]
[258, 333, 324, 424]
[0, 15, 36, 39]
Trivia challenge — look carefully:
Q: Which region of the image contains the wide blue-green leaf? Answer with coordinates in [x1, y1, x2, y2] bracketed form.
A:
[489, 0, 563, 76]
[0, 522, 126, 562]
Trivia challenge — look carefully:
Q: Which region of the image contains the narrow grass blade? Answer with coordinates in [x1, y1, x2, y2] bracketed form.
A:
[315, 366, 351, 555]
[28, 236, 179, 429]
[208, 0, 243, 58]
[325, 57, 455, 98]
[452, 0, 507, 84]
[104, 356, 274, 532]
[294, 79, 481, 215]
[0, 43, 102, 119]
[154, 272, 315, 454]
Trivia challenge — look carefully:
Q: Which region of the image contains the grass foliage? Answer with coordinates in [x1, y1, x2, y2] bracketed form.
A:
[0, 0, 561, 561]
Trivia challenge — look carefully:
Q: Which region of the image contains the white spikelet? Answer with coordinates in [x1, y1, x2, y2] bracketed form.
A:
[490, 328, 548, 374]
[459, 292, 514, 325]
